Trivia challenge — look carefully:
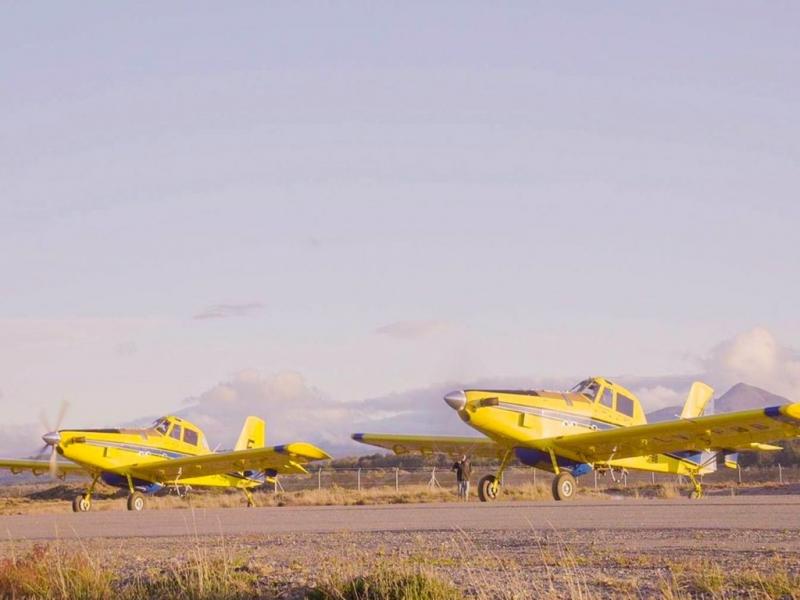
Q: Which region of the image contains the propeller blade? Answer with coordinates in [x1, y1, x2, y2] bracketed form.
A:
[48, 446, 58, 478]
[53, 400, 69, 431]
[38, 410, 51, 434]
[33, 443, 50, 461]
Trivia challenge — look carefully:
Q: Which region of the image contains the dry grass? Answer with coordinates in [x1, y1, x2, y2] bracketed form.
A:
[660, 558, 800, 600]
[1, 535, 799, 600]
[0, 544, 114, 599]
[309, 564, 463, 600]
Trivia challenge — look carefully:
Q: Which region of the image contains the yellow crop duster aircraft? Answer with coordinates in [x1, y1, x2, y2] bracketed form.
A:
[0, 414, 330, 512]
[353, 377, 800, 501]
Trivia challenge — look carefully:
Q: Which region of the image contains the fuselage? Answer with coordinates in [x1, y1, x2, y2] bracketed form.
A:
[52, 416, 263, 491]
[454, 377, 712, 476]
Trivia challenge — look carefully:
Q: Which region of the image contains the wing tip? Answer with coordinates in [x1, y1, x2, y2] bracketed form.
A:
[351, 433, 364, 441]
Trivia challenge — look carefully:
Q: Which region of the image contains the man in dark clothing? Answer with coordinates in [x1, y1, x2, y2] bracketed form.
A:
[452, 455, 471, 500]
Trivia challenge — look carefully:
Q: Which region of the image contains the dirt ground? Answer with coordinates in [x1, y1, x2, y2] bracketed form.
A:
[1, 526, 798, 598]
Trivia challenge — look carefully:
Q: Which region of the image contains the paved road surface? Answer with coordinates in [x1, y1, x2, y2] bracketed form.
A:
[1, 496, 798, 540]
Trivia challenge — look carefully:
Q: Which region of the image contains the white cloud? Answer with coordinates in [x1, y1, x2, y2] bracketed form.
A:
[631, 385, 686, 412]
[702, 327, 800, 400]
[193, 303, 264, 320]
[374, 320, 451, 340]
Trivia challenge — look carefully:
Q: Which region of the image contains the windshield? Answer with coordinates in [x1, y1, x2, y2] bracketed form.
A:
[152, 419, 170, 435]
[570, 379, 600, 400]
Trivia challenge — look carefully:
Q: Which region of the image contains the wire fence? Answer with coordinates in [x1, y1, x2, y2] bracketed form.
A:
[268, 464, 800, 494]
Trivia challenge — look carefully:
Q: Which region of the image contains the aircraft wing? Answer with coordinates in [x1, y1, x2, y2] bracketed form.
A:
[0, 458, 88, 477]
[540, 404, 800, 463]
[351, 433, 505, 459]
[126, 442, 331, 481]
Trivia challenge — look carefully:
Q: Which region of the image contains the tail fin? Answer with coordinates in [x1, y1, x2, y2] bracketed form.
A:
[680, 382, 714, 419]
[234, 416, 266, 450]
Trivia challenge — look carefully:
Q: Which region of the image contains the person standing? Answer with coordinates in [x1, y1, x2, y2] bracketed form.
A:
[452, 455, 471, 500]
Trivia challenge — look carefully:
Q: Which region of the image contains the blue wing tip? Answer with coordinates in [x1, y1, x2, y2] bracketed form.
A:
[351, 433, 364, 441]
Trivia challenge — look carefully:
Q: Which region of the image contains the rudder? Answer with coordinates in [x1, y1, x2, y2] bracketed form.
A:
[235, 416, 266, 450]
[680, 382, 714, 419]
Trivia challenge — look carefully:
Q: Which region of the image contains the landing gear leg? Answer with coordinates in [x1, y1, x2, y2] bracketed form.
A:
[687, 472, 703, 499]
[478, 449, 513, 502]
[72, 473, 100, 512]
[125, 474, 146, 511]
[547, 448, 577, 501]
[243, 488, 256, 508]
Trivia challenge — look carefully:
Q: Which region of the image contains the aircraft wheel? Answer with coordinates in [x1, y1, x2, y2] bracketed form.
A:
[552, 472, 577, 501]
[478, 475, 499, 502]
[72, 495, 91, 512]
[688, 489, 703, 500]
[127, 491, 146, 511]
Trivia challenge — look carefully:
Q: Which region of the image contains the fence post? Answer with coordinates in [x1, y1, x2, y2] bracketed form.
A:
[395, 467, 399, 491]
[651, 472, 655, 485]
[533, 468, 536, 486]
[593, 469, 597, 490]
[357, 468, 361, 491]
[737, 464, 742, 485]
[778, 463, 783, 484]
[318, 468, 322, 490]
[274, 477, 278, 495]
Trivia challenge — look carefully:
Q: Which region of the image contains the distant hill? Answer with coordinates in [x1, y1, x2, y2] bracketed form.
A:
[647, 382, 790, 423]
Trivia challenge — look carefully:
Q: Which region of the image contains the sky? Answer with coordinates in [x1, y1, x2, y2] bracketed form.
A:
[1, 3, 799, 454]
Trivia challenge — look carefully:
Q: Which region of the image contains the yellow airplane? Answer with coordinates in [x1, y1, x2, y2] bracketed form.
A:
[0, 414, 330, 511]
[352, 377, 800, 501]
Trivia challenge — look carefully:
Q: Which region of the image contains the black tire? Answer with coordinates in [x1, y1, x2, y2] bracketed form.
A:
[552, 472, 577, 501]
[688, 489, 702, 500]
[127, 491, 146, 511]
[478, 475, 499, 502]
[72, 495, 91, 512]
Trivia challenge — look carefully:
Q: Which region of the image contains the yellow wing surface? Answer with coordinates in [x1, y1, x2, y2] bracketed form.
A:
[542, 404, 800, 462]
[127, 442, 331, 481]
[351, 433, 505, 459]
[0, 458, 88, 477]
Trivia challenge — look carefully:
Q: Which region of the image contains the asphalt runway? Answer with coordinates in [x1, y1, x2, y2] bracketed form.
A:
[1, 495, 798, 541]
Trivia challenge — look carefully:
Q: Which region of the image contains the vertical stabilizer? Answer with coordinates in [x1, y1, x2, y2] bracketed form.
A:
[235, 416, 266, 450]
[680, 382, 714, 419]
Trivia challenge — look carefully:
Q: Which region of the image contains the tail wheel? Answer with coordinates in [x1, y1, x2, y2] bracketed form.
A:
[72, 495, 91, 512]
[552, 472, 577, 501]
[478, 475, 499, 502]
[127, 491, 146, 511]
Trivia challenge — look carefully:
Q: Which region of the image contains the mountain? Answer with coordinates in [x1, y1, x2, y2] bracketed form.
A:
[715, 382, 790, 413]
[646, 382, 790, 423]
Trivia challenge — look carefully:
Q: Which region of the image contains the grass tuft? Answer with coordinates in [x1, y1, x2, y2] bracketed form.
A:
[309, 564, 463, 600]
[0, 544, 114, 600]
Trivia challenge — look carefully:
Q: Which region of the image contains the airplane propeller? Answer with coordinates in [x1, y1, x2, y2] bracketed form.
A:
[37, 400, 69, 478]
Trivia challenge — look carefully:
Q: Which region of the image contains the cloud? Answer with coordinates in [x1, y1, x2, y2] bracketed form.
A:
[176, 326, 800, 456]
[176, 370, 581, 455]
[178, 370, 344, 450]
[374, 320, 451, 340]
[702, 327, 800, 400]
[193, 303, 264, 320]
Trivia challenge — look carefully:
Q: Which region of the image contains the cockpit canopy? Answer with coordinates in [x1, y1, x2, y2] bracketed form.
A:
[569, 377, 641, 421]
[570, 379, 601, 400]
[150, 416, 209, 450]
